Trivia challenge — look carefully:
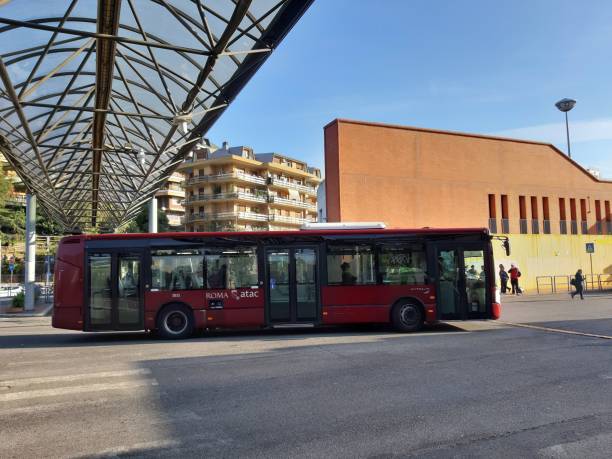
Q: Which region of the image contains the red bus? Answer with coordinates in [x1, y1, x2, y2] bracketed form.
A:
[52, 226, 504, 339]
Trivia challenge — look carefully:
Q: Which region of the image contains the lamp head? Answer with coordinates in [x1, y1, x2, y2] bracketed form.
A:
[555, 98, 576, 112]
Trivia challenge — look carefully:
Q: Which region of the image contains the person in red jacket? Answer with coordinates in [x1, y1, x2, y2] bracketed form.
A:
[508, 264, 522, 295]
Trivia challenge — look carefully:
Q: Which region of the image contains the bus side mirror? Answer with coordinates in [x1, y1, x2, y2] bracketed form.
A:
[503, 239, 511, 257]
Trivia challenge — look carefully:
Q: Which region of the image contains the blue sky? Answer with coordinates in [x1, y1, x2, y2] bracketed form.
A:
[208, 0, 612, 178]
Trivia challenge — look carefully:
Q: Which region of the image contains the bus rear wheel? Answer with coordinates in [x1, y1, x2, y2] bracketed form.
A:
[391, 300, 424, 332]
[157, 304, 194, 339]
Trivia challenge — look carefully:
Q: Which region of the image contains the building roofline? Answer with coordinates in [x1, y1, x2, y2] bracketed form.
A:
[324, 118, 612, 184]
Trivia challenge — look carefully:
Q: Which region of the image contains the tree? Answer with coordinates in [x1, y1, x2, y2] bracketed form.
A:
[125, 207, 170, 233]
[0, 162, 13, 208]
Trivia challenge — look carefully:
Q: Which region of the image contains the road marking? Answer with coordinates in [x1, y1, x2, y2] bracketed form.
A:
[0, 379, 158, 402]
[498, 321, 612, 340]
[0, 368, 151, 388]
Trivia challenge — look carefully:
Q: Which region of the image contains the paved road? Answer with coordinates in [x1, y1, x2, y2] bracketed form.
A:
[1, 295, 611, 458]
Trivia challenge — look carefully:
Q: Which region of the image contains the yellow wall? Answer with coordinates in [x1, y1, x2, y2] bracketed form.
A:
[493, 234, 612, 293]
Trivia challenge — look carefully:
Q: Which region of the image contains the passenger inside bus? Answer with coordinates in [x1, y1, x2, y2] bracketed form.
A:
[340, 262, 357, 285]
[207, 261, 228, 289]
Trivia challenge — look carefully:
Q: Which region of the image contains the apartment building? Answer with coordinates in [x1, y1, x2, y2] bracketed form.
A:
[154, 172, 185, 227]
[177, 142, 321, 231]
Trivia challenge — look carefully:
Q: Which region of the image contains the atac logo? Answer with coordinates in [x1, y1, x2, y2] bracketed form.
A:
[205, 289, 259, 301]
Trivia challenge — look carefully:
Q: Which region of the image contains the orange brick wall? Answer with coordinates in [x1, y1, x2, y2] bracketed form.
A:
[324, 119, 612, 235]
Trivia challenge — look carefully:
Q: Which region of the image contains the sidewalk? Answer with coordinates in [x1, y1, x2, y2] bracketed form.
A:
[0, 298, 53, 317]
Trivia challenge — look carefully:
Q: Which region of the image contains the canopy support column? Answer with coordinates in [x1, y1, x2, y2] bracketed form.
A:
[24, 194, 37, 311]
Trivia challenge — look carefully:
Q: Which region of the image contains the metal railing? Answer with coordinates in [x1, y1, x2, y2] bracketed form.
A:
[184, 192, 267, 204]
[531, 219, 539, 234]
[269, 214, 313, 225]
[519, 219, 528, 234]
[536, 274, 612, 294]
[269, 195, 316, 210]
[543, 219, 551, 234]
[596, 221, 603, 235]
[488, 218, 497, 233]
[188, 171, 266, 186]
[269, 177, 317, 194]
[559, 220, 567, 234]
[607, 221, 612, 235]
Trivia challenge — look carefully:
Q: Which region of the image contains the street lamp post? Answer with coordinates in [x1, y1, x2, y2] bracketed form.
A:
[555, 98, 576, 158]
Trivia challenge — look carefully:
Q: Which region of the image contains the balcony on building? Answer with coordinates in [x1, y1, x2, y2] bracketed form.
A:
[269, 214, 313, 226]
[187, 171, 267, 186]
[269, 195, 317, 211]
[209, 211, 269, 222]
[184, 191, 267, 205]
[268, 176, 317, 195]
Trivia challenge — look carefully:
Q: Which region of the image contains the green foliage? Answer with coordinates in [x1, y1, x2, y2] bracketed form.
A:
[12, 291, 24, 308]
[36, 211, 63, 235]
[125, 207, 170, 233]
[0, 162, 13, 208]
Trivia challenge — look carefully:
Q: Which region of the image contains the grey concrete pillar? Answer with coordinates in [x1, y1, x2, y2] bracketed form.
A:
[148, 197, 158, 233]
[24, 193, 36, 311]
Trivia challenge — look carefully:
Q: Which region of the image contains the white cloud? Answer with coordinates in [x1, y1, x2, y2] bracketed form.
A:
[492, 118, 612, 145]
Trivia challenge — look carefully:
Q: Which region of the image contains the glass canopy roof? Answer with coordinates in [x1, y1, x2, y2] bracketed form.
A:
[0, 0, 312, 231]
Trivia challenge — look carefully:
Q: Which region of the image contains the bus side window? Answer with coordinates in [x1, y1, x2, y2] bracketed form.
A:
[326, 243, 375, 285]
[378, 243, 427, 285]
[205, 246, 258, 289]
[151, 248, 203, 291]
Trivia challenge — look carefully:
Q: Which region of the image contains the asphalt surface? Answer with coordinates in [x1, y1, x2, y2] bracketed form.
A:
[1, 294, 611, 458]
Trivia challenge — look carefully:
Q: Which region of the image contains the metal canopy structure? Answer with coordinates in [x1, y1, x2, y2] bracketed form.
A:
[0, 0, 312, 231]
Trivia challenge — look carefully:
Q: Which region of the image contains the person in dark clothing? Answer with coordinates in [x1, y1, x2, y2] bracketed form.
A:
[571, 269, 584, 300]
[508, 264, 522, 295]
[341, 262, 357, 285]
[499, 264, 509, 294]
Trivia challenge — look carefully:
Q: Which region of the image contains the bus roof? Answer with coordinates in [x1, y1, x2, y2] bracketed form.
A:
[60, 227, 489, 243]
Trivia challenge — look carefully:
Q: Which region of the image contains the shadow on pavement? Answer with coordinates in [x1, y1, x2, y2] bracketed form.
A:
[0, 322, 467, 349]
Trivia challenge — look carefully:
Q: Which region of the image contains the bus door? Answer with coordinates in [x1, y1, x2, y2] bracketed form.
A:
[434, 243, 489, 320]
[264, 247, 319, 325]
[85, 250, 145, 331]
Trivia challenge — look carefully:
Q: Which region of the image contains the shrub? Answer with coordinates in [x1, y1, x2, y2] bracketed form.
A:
[12, 291, 24, 308]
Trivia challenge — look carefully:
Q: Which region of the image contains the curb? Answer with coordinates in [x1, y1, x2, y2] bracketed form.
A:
[0, 303, 53, 318]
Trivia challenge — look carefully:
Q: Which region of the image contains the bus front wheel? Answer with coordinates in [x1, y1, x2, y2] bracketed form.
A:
[157, 304, 194, 339]
[391, 300, 424, 332]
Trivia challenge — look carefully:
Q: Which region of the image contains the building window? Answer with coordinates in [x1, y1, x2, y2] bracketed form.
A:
[151, 248, 204, 291]
[606, 201, 611, 235]
[580, 199, 588, 234]
[327, 244, 375, 285]
[501, 195, 509, 233]
[519, 196, 527, 234]
[530, 196, 539, 234]
[559, 198, 567, 234]
[378, 243, 427, 285]
[542, 197, 550, 234]
[488, 194, 497, 233]
[595, 200, 603, 234]
[569, 198, 577, 234]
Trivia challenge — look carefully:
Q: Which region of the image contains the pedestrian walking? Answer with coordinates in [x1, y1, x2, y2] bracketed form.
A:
[571, 269, 584, 300]
[508, 264, 522, 295]
[499, 264, 509, 294]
